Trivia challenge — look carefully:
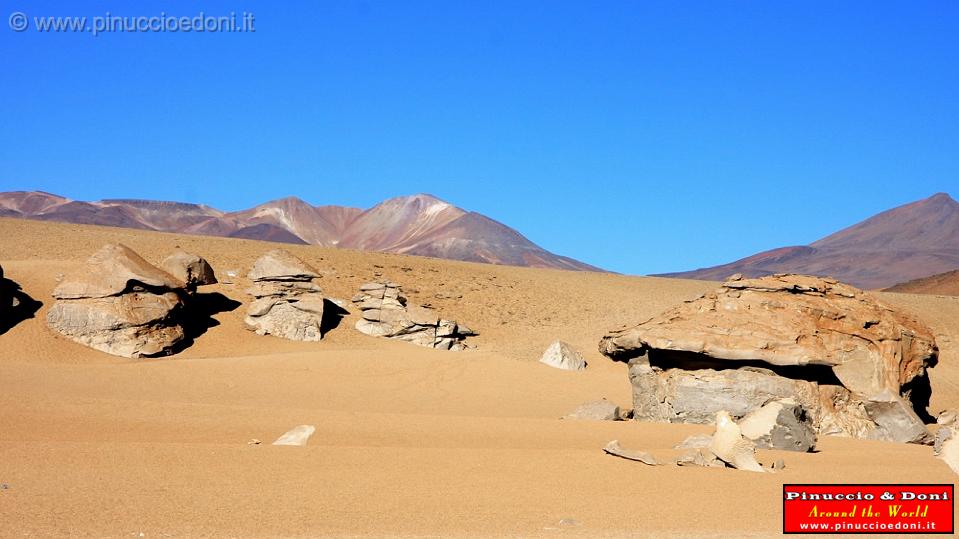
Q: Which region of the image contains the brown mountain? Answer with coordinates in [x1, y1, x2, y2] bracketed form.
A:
[885, 269, 959, 296]
[0, 191, 599, 271]
[659, 192, 959, 289]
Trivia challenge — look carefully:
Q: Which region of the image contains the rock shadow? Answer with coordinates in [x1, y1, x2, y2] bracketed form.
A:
[175, 291, 242, 350]
[321, 299, 349, 335]
[0, 277, 42, 335]
[647, 349, 845, 387]
[903, 370, 936, 424]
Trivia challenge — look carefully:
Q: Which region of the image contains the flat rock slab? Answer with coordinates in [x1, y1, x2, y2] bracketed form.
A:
[272, 425, 316, 446]
[563, 399, 620, 421]
[602, 440, 659, 465]
[674, 434, 713, 450]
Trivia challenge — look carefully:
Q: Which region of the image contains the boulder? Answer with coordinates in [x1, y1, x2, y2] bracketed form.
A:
[738, 398, 817, 452]
[600, 274, 938, 444]
[244, 250, 327, 341]
[563, 399, 620, 420]
[46, 244, 188, 357]
[937, 410, 958, 427]
[161, 250, 217, 291]
[351, 281, 473, 350]
[708, 411, 765, 473]
[540, 341, 587, 371]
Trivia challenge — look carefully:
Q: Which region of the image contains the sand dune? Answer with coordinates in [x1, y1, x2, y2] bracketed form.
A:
[1, 217, 957, 537]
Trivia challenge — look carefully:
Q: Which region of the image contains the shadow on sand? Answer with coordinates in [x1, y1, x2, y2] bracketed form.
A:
[0, 277, 42, 335]
[321, 299, 350, 335]
[177, 291, 243, 349]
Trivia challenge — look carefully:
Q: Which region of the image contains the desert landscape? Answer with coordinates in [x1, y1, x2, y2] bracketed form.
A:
[4, 3, 957, 537]
[2, 216, 958, 538]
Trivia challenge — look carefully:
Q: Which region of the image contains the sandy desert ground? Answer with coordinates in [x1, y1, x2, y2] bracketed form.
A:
[1, 217, 958, 538]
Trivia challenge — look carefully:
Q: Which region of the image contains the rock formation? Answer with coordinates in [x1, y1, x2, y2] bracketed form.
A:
[599, 274, 938, 444]
[244, 249, 326, 341]
[46, 243, 188, 357]
[161, 250, 217, 292]
[351, 281, 474, 350]
[539, 341, 587, 371]
[564, 399, 621, 420]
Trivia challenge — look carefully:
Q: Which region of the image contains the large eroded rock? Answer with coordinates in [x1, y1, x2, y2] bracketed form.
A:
[244, 249, 326, 341]
[351, 281, 474, 350]
[600, 274, 938, 444]
[46, 244, 188, 357]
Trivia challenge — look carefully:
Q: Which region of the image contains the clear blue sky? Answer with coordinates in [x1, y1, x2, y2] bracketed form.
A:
[1, 1, 956, 274]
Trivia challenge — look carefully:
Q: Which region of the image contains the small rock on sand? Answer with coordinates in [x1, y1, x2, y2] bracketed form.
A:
[273, 425, 316, 446]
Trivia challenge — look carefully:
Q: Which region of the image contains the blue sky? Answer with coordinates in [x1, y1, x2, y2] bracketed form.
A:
[1, 1, 956, 274]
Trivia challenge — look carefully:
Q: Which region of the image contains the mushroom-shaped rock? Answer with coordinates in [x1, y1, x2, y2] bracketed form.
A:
[161, 250, 217, 291]
[709, 411, 765, 473]
[248, 249, 319, 282]
[599, 274, 937, 444]
[46, 243, 187, 358]
[244, 250, 326, 341]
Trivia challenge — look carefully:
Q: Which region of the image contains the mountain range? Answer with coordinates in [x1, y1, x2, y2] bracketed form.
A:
[3, 190, 957, 290]
[660, 192, 959, 290]
[0, 191, 599, 271]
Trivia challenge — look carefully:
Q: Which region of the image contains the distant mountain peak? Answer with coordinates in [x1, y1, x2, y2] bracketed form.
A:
[925, 192, 957, 204]
[0, 190, 599, 272]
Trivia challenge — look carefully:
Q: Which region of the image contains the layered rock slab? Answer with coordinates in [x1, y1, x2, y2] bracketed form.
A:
[351, 281, 474, 350]
[244, 249, 326, 341]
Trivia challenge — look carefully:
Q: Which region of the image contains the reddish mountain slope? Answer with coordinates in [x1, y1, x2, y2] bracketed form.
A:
[885, 269, 959, 296]
[392, 211, 600, 270]
[660, 193, 959, 289]
[0, 191, 598, 271]
[226, 197, 356, 247]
